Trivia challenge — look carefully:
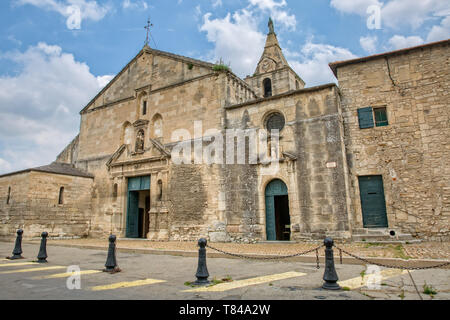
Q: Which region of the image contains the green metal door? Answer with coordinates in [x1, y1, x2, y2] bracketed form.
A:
[358, 176, 388, 228]
[265, 179, 288, 241]
[126, 191, 139, 238]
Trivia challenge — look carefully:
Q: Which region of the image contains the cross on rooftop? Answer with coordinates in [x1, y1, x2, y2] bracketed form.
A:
[144, 18, 153, 46]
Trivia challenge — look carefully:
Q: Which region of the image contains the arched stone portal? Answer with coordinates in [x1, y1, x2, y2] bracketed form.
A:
[265, 179, 290, 241]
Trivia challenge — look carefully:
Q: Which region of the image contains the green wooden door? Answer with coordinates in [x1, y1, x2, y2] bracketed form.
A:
[358, 176, 388, 228]
[265, 179, 288, 241]
[126, 176, 150, 238]
[128, 176, 150, 191]
[126, 191, 139, 238]
[265, 196, 276, 241]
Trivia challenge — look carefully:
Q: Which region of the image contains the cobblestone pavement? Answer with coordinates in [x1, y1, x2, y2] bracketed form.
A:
[18, 238, 450, 260]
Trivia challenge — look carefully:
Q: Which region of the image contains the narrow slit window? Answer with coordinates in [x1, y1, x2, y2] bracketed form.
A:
[6, 186, 11, 205]
[374, 107, 388, 127]
[58, 187, 64, 205]
[142, 101, 147, 115]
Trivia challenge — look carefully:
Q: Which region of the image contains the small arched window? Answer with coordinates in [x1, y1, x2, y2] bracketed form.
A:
[58, 187, 64, 205]
[112, 183, 118, 201]
[157, 180, 163, 201]
[263, 78, 272, 98]
[6, 186, 11, 205]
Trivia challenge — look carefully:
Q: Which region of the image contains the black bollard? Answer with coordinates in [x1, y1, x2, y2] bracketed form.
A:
[194, 238, 210, 286]
[103, 235, 121, 273]
[36, 232, 48, 263]
[322, 237, 341, 290]
[8, 229, 24, 260]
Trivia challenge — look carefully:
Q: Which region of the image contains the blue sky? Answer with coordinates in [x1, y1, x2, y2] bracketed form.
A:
[0, 0, 449, 174]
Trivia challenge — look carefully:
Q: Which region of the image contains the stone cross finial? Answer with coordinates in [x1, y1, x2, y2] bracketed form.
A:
[268, 17, 274, 34]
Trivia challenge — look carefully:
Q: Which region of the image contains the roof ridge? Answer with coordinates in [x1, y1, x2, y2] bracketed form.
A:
[329, 38, 450, 76]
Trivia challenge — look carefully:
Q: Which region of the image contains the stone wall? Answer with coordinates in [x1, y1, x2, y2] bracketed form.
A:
[224, 84, 351, 241]
[73, 56, 229, 238]
[56, 135, 79, 164]
[336, 42, 450, 240]
[0, 171, 93, 238]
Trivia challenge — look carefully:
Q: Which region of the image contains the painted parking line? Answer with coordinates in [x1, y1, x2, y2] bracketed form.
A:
[183, 271, 307, 293]
[0, 266, 65, 275]
[0, 262, 39, 268]
[32, 270, 102, 280]
[90, 279, 167, 291]
[338, 269, 409, 290]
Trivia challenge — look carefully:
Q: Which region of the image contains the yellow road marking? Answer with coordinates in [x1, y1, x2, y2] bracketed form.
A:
[183, 271, 307, 293]
[338, 269, 408, 290]
[32, 270, 102, 280]
[90, 279, 166, 291]
[0, 266, 65, 274]
[0, 262, 39, 267]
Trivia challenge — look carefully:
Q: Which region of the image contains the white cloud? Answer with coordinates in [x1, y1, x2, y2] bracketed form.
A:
[194, 5, 202, 22]
[289, 42, 357, 87]
[199, 0, 298, 76]
[200, 10, 266, 77]
[360, 35, 378, 53]
[381, 0, 449, 30]
[199, 2, 355, 85]
[331, 0, 450, 30]
[96, 75, 114, 88]
[388, 35, 424, 50]
[248, 0, 296, 30]
[0, 158, 12, 173]
[122, 0, 148, 10]
[330, 0, 381, 15]
[0, 43, 114, 174]
[15, 0, 110, 29]
[212, 0, 222, 8]
[427, 15, 450, 42]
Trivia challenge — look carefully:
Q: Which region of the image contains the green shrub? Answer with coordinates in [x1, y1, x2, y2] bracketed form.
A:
[213, 64, 230, 72]
[423, 283, 437, 296]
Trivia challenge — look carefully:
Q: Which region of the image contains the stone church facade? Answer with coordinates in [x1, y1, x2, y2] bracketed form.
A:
[1, 23, 448, 242]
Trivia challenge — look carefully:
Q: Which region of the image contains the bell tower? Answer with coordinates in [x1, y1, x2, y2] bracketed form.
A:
[245, 18, 305, 98]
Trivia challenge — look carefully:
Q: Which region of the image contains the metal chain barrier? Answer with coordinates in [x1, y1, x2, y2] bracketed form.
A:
[205, 243, 324, 267]
[333, 245, 450, 270]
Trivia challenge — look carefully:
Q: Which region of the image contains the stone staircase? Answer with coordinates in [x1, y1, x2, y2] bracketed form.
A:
[351, 228, 420, 243]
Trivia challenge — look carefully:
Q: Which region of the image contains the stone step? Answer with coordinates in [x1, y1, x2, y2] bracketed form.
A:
[352, 233, 418, 243]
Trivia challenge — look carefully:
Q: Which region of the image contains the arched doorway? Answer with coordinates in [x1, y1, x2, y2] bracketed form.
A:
[265, 179, 290, 241]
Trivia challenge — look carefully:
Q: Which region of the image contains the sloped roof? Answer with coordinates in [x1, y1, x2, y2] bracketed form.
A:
[80, 45, 216, 115]
[329, 39, 450, 77]
[0, 162, 94, 179]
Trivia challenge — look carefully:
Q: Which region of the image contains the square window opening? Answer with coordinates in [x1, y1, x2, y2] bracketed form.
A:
[374, 107, 388, 127]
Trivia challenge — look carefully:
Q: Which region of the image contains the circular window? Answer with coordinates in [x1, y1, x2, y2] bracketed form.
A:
[266, 112, 285, 132]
